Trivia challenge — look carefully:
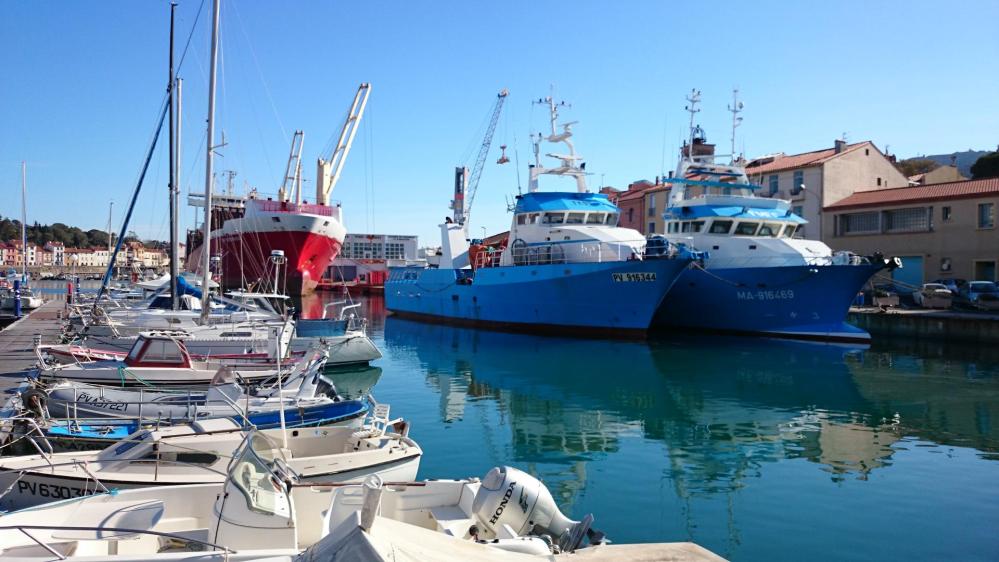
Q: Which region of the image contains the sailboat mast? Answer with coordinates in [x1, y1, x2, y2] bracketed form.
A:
[168, 2, 179, 310]
[200, 0, 221, 322]
[20, 161, 26, 282]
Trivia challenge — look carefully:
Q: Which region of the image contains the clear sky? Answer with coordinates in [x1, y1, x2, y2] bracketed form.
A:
[2, 0, 998, 246]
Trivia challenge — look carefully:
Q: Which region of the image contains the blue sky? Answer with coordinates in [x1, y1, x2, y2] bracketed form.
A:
[2, 0, 997, 245]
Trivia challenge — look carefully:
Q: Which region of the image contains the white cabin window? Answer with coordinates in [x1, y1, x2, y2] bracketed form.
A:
[517, 215, 527, 225]
[734, 222, 759, 236]
[784, 224, 801, 238]
[667, 222, 679, 233]
[142, 340, 185, 363]
[566, 212, 585, 224]
[758, 223, 781, 237]
[586, 213, 604, 224]
[709, 220, 733, 234]
[605, 213, 618, 225]
[681, 221, 704, 233]
[543, 212, 565, 224]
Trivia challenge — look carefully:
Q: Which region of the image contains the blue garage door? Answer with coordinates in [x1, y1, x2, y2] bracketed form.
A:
[892, 255, 924, 292]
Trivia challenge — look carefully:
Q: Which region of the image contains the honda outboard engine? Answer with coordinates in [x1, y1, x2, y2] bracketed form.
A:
[471, 466, 603, 553]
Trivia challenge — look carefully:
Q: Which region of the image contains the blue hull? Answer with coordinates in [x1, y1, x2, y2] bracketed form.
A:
[653, 264, 882, 341]
[33, 400, 368, 450]
[386, 259, 691, 334]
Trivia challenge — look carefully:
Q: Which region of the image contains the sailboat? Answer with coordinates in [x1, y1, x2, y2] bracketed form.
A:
[1, 162, 44, 311]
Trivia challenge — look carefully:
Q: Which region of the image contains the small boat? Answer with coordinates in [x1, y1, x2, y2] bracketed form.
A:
[35, 331, 307, 387]
[0, 403, 419, 512]
[0, 431, 710, 560]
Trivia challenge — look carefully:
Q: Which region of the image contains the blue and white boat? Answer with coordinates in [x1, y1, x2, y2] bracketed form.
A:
[386, 95, 692, 335]
[653, 90, 898, 342]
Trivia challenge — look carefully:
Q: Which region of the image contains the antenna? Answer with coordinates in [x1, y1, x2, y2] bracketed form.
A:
[684, 89, 701, 158]
[727, 88, 744, 164]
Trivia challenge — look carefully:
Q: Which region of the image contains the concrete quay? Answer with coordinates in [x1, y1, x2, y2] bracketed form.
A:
[0, 300, 64, 378]
[849, 306, 999, 343]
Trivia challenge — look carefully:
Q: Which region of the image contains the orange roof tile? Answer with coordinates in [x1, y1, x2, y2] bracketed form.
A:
[745, 142, 871, 176]
[824, 177, 999, 210]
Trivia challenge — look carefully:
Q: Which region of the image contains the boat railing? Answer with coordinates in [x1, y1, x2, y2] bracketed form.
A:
[59, 384, 253, 428]
[704, 252, 869, 269]
[251, 198, 335, 217]
[0, 524, 236, 556]
[503, 240, 642, 267]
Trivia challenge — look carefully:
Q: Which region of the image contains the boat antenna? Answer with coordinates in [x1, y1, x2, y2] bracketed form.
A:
[727, 88, 744, 164]
[200, 0, 221, 323]
[684, 88, 701, 162]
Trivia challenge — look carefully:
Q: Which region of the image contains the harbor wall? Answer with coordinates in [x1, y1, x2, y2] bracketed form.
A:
[849, 308, 999, 343]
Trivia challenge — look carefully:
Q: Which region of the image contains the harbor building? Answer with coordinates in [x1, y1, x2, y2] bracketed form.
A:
[600, 180, 668, 235]
[823, 177, 999, 286]
[908, 162, 966, 186]
[326, 232, 418, 291]
[745, 140, 908, 240]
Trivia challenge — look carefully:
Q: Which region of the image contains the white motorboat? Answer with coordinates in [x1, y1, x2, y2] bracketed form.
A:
[0, 403, 419, 512]
[0, 288, 43, 311]
[0, 432, 712, 561]
[35, 348, 335, 421]
[36, 331, 305, 386]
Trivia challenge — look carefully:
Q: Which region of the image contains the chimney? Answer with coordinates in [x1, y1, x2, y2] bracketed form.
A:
[834, 139, 846, 154]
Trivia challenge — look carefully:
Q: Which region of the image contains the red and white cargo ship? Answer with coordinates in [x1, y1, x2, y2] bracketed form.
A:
[186, 193, 347, 295]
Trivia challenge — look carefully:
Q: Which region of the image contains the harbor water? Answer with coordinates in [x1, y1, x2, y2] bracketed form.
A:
[320, 293, 998, 561]
[22, 282, 999, 560]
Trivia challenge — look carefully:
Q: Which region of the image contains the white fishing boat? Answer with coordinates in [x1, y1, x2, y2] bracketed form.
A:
[0, 403, 418, 512]
[0, 432, 713, 561]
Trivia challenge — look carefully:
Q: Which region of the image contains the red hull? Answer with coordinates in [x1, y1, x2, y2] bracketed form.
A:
[188, 231, 341, 295]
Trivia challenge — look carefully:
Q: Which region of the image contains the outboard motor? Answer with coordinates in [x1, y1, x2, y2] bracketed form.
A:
[471, 466, 603, 553]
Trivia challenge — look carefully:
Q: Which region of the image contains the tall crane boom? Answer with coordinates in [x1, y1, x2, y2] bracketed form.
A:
[279, 130, 305, 203]
[452, 88, 508, 227]
[316, 83, 371, 206]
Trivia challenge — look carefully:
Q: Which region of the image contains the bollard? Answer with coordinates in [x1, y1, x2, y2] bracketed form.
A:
[67, 282, 74, 305]
[13, 279, 21, 318]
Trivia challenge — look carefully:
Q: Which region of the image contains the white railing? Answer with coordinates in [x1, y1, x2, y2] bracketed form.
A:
[503, 240, 643, 267]
[704, 252, 869, 269]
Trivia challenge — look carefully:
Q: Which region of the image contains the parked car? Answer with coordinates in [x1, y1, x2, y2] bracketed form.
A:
[932, 278, 967, 294]
[960, 281, 999, 311]
[913, 283, 953, 309]
[868, 284, 900, 308]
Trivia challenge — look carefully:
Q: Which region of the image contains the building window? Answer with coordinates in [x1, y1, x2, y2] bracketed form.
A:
[942, 206, 951, 221]
[648, 193, 656, 216]
[648, 221, 656, 235]
[768, 175, 778, 196]
[838, 211, 880, 235]
[884, 207, 931, 233]
[865, 148, 870, 156]
[791, 171, 804, 195]
[877, 177, 882, 186]
[978, 203, 995, 229]
[940, 257, 952, 272]
[627, 208, 634, 223]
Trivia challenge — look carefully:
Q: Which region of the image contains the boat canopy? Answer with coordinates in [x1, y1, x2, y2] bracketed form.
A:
[672, 204, 807, 223]
[513, 192, 618, 214]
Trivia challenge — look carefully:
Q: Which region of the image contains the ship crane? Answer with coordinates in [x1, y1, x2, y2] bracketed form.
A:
[452, 88, 508, 227]
[316, 83, 371, 206]
[279, 130, 305, 203]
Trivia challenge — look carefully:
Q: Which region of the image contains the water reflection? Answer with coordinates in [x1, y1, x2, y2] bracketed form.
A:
[383, 316, 999, 501]
[326, 365, 382, 400]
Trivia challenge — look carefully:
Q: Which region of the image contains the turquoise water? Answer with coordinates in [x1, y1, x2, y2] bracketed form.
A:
[340, 295, 998, 561]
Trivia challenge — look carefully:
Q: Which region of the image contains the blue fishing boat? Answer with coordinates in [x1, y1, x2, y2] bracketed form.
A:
[653, 90, 899, 341]
[385, 95, 692, 335]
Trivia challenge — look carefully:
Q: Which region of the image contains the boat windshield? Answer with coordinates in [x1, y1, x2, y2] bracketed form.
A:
[230, 433, 290, 517]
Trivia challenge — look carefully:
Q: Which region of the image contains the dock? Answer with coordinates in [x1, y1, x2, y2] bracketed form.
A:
[849, 305, 999, 343]
[0, 300, 64, 379]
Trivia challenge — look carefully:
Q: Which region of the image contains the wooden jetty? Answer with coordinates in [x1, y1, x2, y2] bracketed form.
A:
[0, 300, 64, 379]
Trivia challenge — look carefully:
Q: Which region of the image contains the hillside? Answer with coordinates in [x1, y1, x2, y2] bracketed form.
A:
[906, 149, 992, 178]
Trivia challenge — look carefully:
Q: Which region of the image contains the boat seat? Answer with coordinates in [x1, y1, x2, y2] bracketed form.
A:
[429, 505, 475, 538]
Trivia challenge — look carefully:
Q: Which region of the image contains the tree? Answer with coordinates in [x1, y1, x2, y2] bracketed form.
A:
[896, 157, 940, 177]
[971, 152, 999, 180]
